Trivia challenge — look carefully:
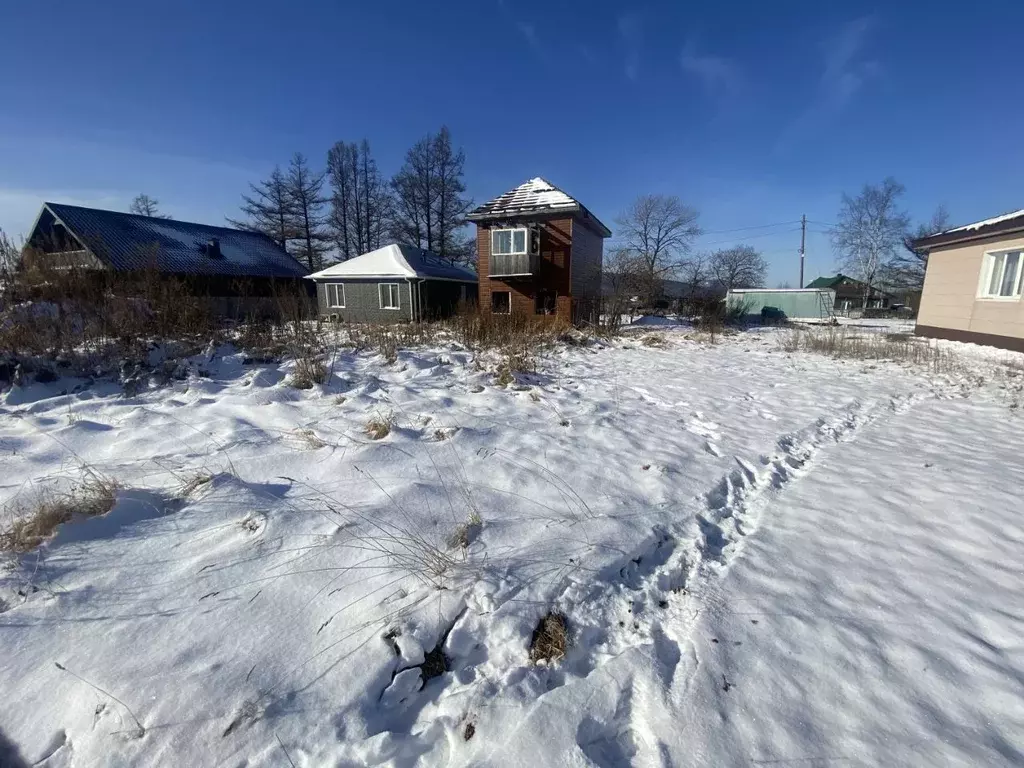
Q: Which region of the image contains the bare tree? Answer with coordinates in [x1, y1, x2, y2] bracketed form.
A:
[776, 281, 793, 289]
[616, 194, 701, 281]
[130, 194, 170, 218]
[432, 127, 473, 263]
[603, 248, 659, 326]
[327, 140, 392, 260]
[888, 204, 950, 290]
[391, 127, 473, 264]
[228, 167, 297, 249]
[709, 245, 767, 291]
[285, 153, 329, 271]
[0, 228, 21, 275]
[831, 178, 911, 303]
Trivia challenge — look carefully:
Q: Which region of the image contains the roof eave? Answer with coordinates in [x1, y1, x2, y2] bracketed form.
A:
[467, 204, 581, 222]
[913, 219, 1024, 251]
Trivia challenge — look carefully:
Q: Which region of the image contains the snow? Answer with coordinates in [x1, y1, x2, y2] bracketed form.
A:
[469, 177, 580, 219]
[939, 208, 1024, 235]
[1, 328, 1022, 766]
[307, 243, 476, 282]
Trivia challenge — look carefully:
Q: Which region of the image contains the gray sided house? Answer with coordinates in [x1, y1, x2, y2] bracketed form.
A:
[307, 244, 478, 323]
[24, 202, 310, 316]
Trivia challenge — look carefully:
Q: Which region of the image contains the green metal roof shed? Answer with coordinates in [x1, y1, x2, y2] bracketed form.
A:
[727, 288, 835, 321]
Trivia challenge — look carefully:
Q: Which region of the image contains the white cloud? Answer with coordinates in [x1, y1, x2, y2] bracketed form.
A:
[776, 15, 879, 152]
[617, 13, 643, 81]
[680, 42, 742, 97]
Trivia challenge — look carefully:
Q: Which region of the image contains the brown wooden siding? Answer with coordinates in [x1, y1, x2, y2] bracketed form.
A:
[478, 217, 574, 321]
[569, 220, 603, 323]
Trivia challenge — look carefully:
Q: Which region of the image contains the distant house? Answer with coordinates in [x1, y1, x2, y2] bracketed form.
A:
[912, 209, 1024, 352]
[24, 202, 309, 315]
[306, 244, 478, 323]
[805, 274, 891, 312]
[467, 177, 610, 324]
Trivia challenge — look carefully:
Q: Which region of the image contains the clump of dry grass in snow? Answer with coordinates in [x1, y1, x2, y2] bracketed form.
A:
[641, 333, 668, 347]
[782, 326, 962, 373]
[0, 471, 119, 553]
[365, 411, 396, 440]
[529, 611, 569, 663]
[289, 354, 328, 389]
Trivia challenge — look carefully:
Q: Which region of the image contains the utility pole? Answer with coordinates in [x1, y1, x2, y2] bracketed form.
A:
[799, 214, 806, 288]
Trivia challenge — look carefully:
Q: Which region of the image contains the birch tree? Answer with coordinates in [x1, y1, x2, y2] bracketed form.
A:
[831, 178, 911, 301]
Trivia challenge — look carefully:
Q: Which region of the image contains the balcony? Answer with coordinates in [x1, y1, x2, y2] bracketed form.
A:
[489, 253, 538, 277]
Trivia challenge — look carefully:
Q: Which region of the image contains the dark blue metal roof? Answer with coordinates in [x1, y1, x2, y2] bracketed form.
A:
[39, 202, 309, 278]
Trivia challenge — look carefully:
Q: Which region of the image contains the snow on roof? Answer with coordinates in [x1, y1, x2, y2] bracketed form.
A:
[468, 177, 611, 236]
[938, 209, 1024, 235]
[470, 177, 577, 217]
[306, 243, 477, 282]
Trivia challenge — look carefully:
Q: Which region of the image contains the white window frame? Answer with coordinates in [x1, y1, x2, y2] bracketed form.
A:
[491, 228, 529, 256]
[379, 282, 401, 310]
[326, 283, 345, 308]
[491, 290, 512, 315]
[978, 249, 1024, 301]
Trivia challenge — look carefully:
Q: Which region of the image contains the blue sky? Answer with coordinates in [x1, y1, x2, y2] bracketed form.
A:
[2, 0, 1022, 285]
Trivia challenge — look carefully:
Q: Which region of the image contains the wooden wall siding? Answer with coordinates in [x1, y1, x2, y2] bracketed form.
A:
[316, 279, 412, 323]
[478, 217, 574, 321]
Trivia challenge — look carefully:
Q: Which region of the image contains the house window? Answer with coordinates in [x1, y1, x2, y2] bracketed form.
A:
[980, 251, 1023, 299]
[326, 283, 345, 308]
[491, 291, 511, 314]
[379, 283, 401, 310]
[491, 228, 528, 256]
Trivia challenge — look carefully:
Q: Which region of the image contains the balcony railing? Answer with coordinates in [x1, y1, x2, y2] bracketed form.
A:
[490, 253, 538, 277]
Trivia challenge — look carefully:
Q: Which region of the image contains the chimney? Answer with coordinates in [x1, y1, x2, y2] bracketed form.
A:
[205, 237, 222, 258]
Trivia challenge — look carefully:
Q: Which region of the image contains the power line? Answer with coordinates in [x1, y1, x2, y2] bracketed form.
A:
[700, 220, 802, 235]
[700, 226, 803, 247]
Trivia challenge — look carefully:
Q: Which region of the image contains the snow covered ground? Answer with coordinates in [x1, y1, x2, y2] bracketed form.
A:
[1, 326, 1022, 766]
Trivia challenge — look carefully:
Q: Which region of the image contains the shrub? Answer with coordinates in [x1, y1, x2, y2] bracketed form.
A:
[290, 354, 328, 389]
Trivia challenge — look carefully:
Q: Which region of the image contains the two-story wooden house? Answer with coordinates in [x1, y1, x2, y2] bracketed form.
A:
[467, 178, 611, 324]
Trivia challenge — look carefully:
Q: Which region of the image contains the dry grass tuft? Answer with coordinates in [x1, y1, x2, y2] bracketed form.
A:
[1, 473, 119, 553]
[290, 354, 328, 389]
[180, 472, 214, 496]
[641, 333, 668, 348]
[782, 326, 960, 372]
[529, 611, 569, 664]
[365, 411, 396, 440]
[446, 512, 482, 550]
[293, 428, 327, 450]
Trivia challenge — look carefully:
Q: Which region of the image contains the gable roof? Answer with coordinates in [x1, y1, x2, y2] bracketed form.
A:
[306, 243, 477, 282]
[30, 202, 308, 278]
[467, 177, 612, 237]
[805, 274, 848, 288]
[912, 208, 1024, 251]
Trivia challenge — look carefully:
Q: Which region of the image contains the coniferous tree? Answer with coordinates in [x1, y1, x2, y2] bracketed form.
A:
[228, 167, 297, 250]
[285, 153, 329, 271]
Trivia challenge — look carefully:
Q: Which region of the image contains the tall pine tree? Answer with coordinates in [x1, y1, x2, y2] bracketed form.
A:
[228, 167, 297, 250]
[285, 153, 329, 271]
[327, 140, 391, 260]
[391, 127, 472, 264]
